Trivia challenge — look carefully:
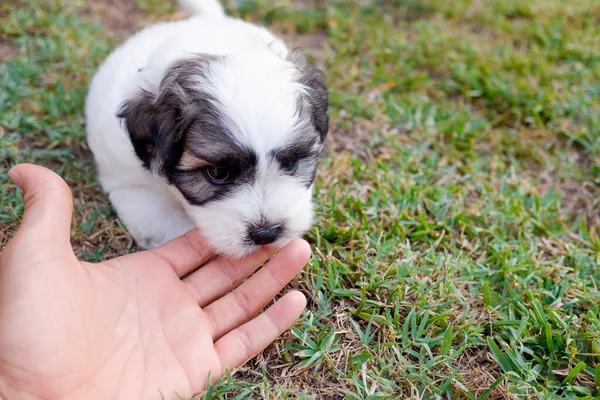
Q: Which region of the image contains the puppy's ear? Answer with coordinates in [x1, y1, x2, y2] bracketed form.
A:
[118, 54, 223, 174]
[117, 90, 162, 171]
[118, 88, 187, 174]
[287, 50, 329, 141]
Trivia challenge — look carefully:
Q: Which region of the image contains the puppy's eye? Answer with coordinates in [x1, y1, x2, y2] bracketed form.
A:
[282, 158, 299, 175]
[204, 166, 231, 184]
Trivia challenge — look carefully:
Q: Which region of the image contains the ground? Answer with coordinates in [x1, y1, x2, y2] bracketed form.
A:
[1, 0, 599, 398]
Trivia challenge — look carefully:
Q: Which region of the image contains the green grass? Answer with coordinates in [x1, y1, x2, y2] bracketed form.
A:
[1, 0, 599, 398]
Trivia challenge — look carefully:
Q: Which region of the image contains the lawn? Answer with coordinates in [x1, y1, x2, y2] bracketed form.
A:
[1, 0, 599, 398]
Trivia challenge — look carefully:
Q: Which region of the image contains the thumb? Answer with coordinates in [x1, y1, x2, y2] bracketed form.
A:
[7, 164, 73, 252]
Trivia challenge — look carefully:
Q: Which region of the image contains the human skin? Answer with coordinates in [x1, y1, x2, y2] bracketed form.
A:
[0, 164, 309, 400]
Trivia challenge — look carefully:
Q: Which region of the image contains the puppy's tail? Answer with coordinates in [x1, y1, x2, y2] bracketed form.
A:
[178, 0, 225, 17]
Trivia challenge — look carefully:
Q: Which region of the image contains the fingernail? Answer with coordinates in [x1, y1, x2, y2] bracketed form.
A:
[8, 168, 22, 188]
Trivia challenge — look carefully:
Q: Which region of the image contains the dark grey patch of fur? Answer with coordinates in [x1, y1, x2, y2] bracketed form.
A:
[286, 49, 329, 142]
[171, 131, 258, 206]
[269, 127, 321, 188]
[118, 54, 225, 172]
[117, 54, 257, 206]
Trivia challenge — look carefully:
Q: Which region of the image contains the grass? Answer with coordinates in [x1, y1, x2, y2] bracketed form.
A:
[1, 0, 599, 398]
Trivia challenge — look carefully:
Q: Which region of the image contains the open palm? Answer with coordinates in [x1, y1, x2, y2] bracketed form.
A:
[0, 164, 308, 400]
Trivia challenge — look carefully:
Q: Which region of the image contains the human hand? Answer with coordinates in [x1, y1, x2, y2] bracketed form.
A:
[0, 164, 309, 400]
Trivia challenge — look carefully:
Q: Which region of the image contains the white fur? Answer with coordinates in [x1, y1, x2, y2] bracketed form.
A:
[85, 0, 318, 257]
[178, 0, 225, 17]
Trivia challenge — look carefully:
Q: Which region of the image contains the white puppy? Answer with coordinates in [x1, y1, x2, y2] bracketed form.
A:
[85, 0, 328, 258]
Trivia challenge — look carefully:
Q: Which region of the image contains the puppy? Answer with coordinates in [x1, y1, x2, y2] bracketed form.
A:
[85, 0, 328, 258]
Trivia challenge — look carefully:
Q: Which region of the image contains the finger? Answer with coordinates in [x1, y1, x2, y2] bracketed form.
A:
[183, 244, 279, 306]
[204, 239, 310, 340]
[146, 229, 214, 277]
[7, 164, 73, 252]
[214, 290, 306, 376]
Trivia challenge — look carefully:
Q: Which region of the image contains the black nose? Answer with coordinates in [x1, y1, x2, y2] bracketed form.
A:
[248, 225, 281, 245]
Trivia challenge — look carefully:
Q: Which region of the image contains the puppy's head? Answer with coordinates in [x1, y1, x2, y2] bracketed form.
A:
[118, 50, 328, 258]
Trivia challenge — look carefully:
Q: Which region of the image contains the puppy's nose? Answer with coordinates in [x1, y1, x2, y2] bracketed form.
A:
[248, 225, 281, 245]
